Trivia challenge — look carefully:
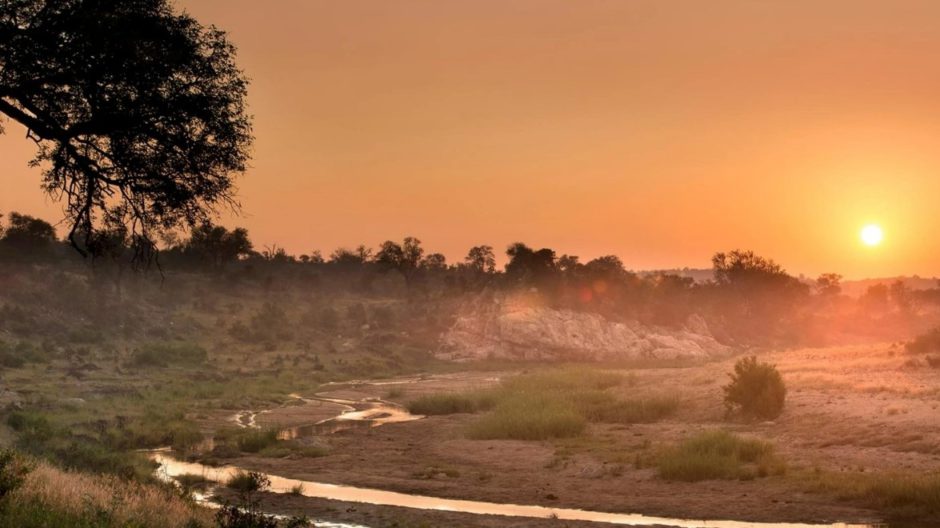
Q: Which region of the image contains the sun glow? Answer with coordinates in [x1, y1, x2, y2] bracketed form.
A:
[860, 224, 884, 246]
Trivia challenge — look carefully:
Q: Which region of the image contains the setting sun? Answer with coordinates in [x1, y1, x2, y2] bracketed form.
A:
[861, 224, 884, 246]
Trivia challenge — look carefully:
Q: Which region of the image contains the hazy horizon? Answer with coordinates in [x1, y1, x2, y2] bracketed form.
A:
[5, 0, 940, 278]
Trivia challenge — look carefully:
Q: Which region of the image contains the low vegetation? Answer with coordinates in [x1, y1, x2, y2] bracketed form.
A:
[803, 469, 940, 520]
[0, 452, 212, 528]
[657, 430, 786, 482]
[407, 392, 497, 415]
[425, 368, 682, 441]
[723, 356, 787, 420]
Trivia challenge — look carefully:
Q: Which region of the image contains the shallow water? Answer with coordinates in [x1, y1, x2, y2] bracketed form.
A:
[275, 394, 422, 439]
[152, 452, 877, 528]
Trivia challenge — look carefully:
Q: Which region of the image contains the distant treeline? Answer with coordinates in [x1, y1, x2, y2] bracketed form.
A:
[1, 211, 937, 346]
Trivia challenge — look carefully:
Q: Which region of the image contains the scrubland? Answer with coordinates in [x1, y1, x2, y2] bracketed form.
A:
[1, 252, 940, 527]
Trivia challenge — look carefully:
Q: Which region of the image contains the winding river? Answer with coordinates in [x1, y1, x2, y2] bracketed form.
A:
[152, 385, 881, 528]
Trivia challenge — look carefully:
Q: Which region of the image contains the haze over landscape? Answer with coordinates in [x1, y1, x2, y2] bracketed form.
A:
[5, 0, 940, 277]
[4, 2, 940, 528]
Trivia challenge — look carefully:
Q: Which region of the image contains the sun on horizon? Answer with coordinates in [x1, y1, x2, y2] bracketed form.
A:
[860, 224, 884, 247]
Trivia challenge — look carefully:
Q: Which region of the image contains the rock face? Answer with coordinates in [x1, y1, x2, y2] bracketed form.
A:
[438, 294, 730, 362]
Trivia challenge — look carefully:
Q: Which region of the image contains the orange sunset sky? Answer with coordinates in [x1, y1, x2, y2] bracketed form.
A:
[3, 0, 940, 278]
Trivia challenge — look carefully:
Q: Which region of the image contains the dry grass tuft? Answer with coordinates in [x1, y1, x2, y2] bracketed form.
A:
[9, 461, 212, 528]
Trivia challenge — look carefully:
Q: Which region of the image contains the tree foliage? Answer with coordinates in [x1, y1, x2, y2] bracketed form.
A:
[0, 0, 252, 258]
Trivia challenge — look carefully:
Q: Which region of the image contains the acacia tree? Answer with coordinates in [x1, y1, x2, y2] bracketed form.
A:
[0, 0, 252, 259]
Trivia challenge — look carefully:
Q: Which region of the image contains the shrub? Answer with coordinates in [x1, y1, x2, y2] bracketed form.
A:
[657, 430, 785, 482]
[906, 328, 940, 355]
[723, 356, 786, 420]
[225, 471, 269, 494]
[0, 449, 30, 500]
[234, 429, 278, 454]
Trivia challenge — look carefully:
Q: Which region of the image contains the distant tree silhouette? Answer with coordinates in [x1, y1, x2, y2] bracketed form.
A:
[421, 253, 447, 271]
[815, 273, 842, 296]
[375, 241, 405, 268]
[402, 237, 425, 270]
[505, 243, 556, 284]
[889, 280, 913, 313]
[556, 254, 580, 274]
[710, 250, 809, 342]
[0, 212, 57, 259]
[464, 245, 496, 273]
[583, 255, 626, 281]
[185, 223, 253, 268]
[0, 0, 252, 258]
[376, 237, 424, 278]
[329, 247, 368, 269]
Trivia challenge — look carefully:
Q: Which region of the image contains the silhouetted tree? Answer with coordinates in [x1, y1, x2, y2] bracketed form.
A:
[815, 273, 842, 296]
[185, 223, 252, 268]
[375, 241, 405, 268]
[375, 237, 425, 285]
[583, 255, 626, 281]
[505, 243, 556, 284]
[421, 253, 447, 271]
[710, 250, 808, 341]
[0, 212, 57, 259]
[890, 280, 913, 313]
[464, 245, 496, 273]
[0, 0, 252, 257]
[557, 254, 580, 274]
[329, 247, 367, 269]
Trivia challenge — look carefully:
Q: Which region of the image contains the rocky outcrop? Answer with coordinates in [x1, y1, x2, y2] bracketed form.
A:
[438, 294, 730, 362]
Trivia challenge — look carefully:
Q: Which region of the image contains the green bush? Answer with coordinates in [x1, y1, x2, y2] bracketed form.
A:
[723, 356, 786, 420]
[657, 430, 785, 481]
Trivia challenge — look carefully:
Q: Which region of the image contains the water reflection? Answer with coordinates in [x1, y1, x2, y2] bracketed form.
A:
[151, 452, 878, 528]
[276, 395, 422, 440]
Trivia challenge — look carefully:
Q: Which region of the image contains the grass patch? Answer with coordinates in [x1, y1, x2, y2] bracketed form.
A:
[1, 459, 212, 528]
[467, 392, 586, 440]
[501, 368, 624, 392]
[455, 368, 675, 441]
[571, 392, 678, 424]
[802, 469, 940, 519]
[407, 392, 496, 415]
[657, 430, 786, 482]
[214, 427, 280, 454]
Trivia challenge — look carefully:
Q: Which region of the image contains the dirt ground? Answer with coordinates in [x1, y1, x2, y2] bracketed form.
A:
[211, 344, 940, 527]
